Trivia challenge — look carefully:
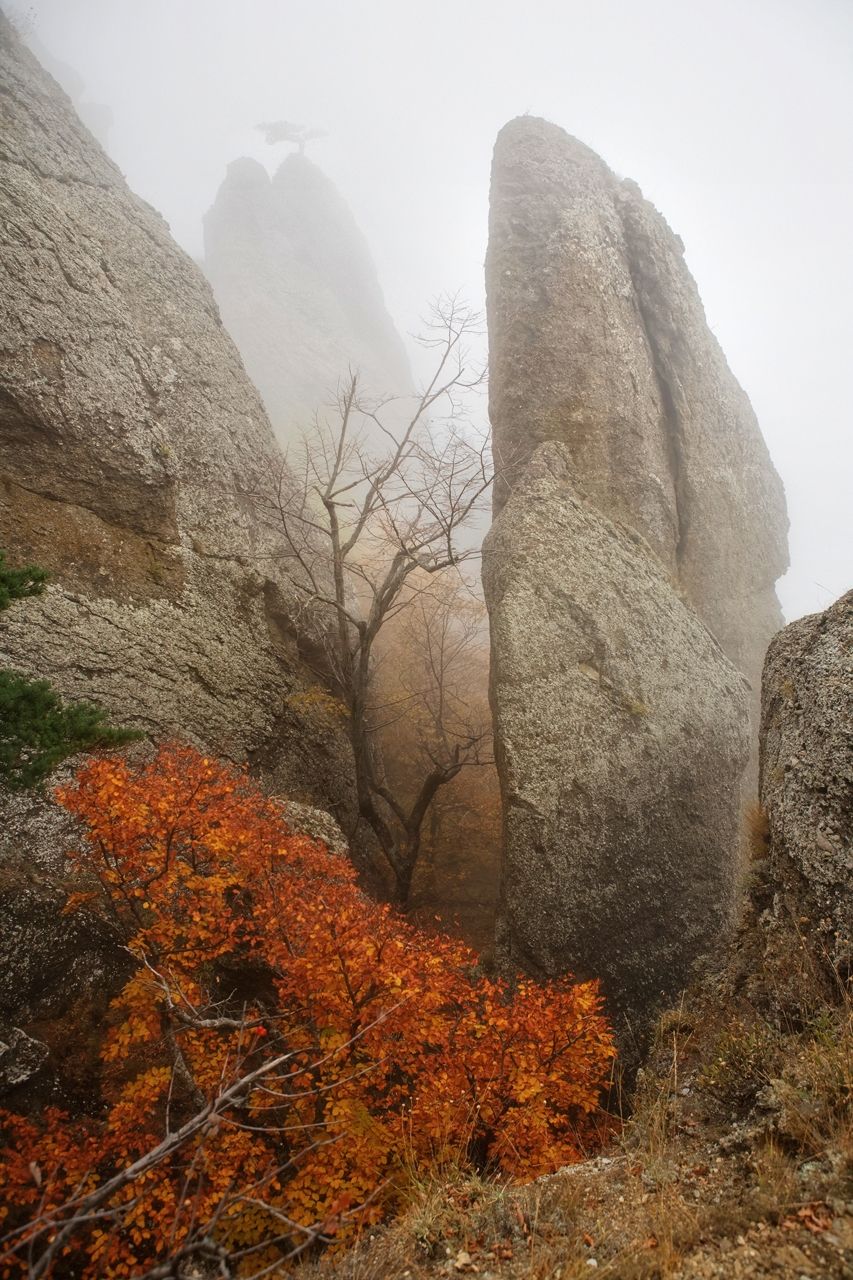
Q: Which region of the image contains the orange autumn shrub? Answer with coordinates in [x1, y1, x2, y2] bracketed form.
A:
[0, 744, 614, 1277]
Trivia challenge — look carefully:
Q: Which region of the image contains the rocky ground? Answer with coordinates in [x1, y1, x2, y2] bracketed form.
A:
[306, 1150, 853, 1280]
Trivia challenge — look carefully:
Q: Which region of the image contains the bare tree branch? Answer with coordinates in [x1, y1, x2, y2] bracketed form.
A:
[248, 297, 493, 905]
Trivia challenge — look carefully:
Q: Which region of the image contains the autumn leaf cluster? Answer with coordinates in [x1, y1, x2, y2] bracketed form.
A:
[0, 744, 614, 1277]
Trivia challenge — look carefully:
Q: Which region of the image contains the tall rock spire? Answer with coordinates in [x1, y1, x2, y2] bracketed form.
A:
[484, 117, 789, 1040]
[203, 153, 412, 445]
[486, 117, 789, 699]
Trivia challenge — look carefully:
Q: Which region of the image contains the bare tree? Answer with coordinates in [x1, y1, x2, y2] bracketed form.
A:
[374, 573, 499, 918]
[264, 297, 493, 906]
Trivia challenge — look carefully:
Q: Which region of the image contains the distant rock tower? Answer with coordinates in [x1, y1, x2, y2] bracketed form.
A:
[483, 117, 789, 1040]
[203, 154, 412, 445]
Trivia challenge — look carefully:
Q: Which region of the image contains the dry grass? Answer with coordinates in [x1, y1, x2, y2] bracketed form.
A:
[299, 847, 853, 1280]
[771, 1003, 853, 1166]
[299, 975, 853, 1280]
[749, 1139, 801, 1222]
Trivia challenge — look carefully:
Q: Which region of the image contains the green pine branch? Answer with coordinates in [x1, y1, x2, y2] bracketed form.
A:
[0, 550, 47, 612]
[0, 550, 142, 790]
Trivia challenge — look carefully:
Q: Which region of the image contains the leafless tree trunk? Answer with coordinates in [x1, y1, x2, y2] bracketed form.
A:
[262, 297, 493, 906]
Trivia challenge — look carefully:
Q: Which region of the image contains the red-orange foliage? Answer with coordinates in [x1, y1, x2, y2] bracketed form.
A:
[0, 744, 614, 1277]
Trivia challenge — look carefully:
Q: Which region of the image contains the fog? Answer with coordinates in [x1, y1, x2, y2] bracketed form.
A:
[17, 0, 852, 622]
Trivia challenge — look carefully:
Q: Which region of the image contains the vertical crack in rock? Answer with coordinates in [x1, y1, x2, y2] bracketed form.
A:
[617, 207, 691, 568]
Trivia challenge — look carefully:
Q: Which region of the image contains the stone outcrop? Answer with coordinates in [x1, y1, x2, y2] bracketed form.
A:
[484, 116, 783, 1033]
[0, 863, 131, 1103]
[0, 1028, 49, 1094]
[487, 117, 788, 738]
[280, 800, 350, 858]
[0, 867, 127, 1029]
[483, 443, 749, 1037]
[203, 154, 412, 445]
[760, 590, 853, 970]
[0, 14, 355, 834]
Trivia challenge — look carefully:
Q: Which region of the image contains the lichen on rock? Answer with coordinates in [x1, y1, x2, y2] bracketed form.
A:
[484, 442, 749, 1041]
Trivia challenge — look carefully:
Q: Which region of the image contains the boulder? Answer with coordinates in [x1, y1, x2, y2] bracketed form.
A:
[0, 1027, 48, 1094]
[280, 800, 350, 857]
[0, 861, 131, 1108]
[483, 443, 750, 1038]
[0, 864, 128, 1030]
[760, 590, 853, 969]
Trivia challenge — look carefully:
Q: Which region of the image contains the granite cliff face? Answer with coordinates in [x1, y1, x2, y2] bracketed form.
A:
[203, 154, 412, 445]
[760, 590, 853, 972]
[484, 117, 786, 1033]
[0, 19, 357, 876]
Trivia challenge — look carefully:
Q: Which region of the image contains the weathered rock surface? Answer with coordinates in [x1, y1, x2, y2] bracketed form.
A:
[0, 856, 132, 1106]
[483, 443, 749, 1037]
[484, 116, 790, 1035]
[0, 1027, 48, 1093]
[486, 116, 788, 741]
[0, 15, 356, 833]
[0, 868, 127, 1030]
[280, 800, 350, 858]
[760, 590, 853, 968]
[203, 154, 412, 445]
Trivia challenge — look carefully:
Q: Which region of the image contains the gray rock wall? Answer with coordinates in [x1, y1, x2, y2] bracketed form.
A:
[760, 590, 853, 969]
[0, 15, 358, 843]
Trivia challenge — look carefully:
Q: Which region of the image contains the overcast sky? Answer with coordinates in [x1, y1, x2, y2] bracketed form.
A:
[15, 0, 852, 622]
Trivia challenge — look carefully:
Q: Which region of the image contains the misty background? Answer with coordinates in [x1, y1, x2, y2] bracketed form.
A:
[13, 0, 852, 622]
